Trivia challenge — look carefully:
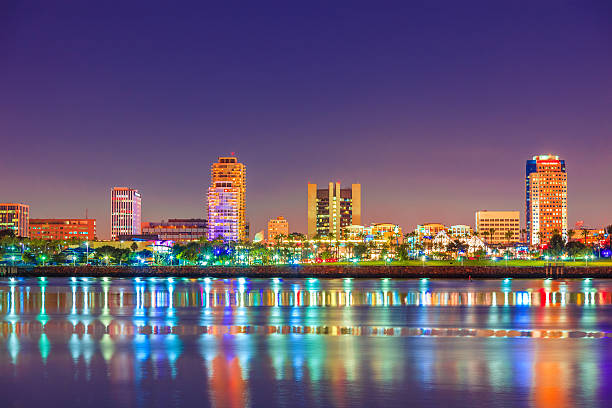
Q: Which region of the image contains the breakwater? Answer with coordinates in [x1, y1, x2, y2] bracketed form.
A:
[7, 265, 612, 279]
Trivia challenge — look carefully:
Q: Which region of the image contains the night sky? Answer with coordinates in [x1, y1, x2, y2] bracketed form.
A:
[1, 1, 611, 239]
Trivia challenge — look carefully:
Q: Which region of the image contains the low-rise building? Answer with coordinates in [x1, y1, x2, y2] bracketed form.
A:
[29, 218, 96, 241]
[475, 210, 520, 245]
[344, 223, 402, 243]
[416, 223, 447, 239]
[449, 224, 473, 238]
[142, 219, 207, 242]
[569, 228, 606, 246]
[267, 216, 289, 244]
[0, 203, 29, 237]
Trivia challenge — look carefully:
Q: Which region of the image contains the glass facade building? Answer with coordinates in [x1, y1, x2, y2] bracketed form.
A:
[0, 203, 29, 237]
[111, 187, 141, 240]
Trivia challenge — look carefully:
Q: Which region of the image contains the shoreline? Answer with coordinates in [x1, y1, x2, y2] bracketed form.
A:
[3, 265, 612, 279]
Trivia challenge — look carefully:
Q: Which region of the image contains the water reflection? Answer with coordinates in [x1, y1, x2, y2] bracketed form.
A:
[0, 277, 611, 407]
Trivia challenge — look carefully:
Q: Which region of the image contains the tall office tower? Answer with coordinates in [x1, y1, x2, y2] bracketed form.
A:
[526, 155, 567, 246]
[0, 203, 30, 237]
[207, 156, 246, 241]
[307, 182, 361, 238]
[267, 216, 289, 244]
[110, 187, 142, 240]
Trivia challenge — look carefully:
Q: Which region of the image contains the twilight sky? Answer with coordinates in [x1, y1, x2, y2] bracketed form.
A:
[1, 0, 611, 239]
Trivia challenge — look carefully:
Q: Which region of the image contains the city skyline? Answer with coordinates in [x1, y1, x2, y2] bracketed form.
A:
[1, 151, 609, 240]
[1, 2, 611, 239]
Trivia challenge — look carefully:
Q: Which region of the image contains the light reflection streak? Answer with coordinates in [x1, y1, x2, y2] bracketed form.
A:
[0, 276, 610, 404]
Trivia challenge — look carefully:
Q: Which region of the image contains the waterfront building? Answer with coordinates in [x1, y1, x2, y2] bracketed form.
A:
[432, 230, 486, 254]
[415, 223, 447, 239]
[142, 219, 207, 242]
[207, 156, 246, 241]
[568, 228, 606, 246]
[267, 216, 289, 244]
[526, 155, 568, 245]
[449, 224, 473, 238]
[475, 210, 520, 245]
[29, 218, 96, 241]
[0, 203, 29, 237]
[307, 182, 361, 238]
[344, 223, 402, 243]
[111, 187, 142, 240]
[371, 223, 403, 243]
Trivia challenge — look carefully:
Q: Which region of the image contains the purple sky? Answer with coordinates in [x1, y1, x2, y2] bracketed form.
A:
[1, 1, 611, 239]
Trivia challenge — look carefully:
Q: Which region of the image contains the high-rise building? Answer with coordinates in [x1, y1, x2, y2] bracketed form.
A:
[111, 187, 141, 240]
[475, 210, 520, 244]
[307, 182, 361, 238]
[30, 218, 96, 241]
[526, 155, 567, 245]
[207, 156, 246, 241]
[0, 203, 29, 237]
[267, 216, 289, 244]
[142, 219, 207, 242]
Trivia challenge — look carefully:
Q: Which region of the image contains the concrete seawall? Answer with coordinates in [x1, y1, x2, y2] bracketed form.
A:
[8, 265, 612, 279]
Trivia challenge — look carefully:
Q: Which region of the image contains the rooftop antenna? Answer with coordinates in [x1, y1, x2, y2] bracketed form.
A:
[85, 208, 88, 219]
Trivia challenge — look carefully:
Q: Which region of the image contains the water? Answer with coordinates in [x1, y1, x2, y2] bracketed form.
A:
[1, 277, 611, 407]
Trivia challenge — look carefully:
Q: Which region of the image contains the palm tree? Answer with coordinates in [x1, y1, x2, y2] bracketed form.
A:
[567, 229, 575, 242]
[581, 228, 588, 245]
[504, 230, 514, 244]
[488, 228, 496, 245]
[482, 231, 489, 244]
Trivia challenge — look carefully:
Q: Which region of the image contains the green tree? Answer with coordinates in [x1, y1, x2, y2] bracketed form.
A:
[580, 228, 588, 245]
[178, 242, 201, 264]
[354, 243, 368, 260]
[0, 229, 16, 239]
[547, 232, 565, 257]
[565, 241, 587, 260]
[488, 228, 496, 245]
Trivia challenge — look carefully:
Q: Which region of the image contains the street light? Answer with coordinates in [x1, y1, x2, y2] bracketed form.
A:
[504, 255, 508, 267]
[422, 256, 426, 267]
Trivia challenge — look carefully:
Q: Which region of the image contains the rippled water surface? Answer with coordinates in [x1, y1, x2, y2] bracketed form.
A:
[1, 277, 611, 407]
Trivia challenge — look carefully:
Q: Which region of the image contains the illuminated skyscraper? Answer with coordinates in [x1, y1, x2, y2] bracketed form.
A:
[110, 187, 141, 240]
[526, 155, 567, 246]
[207, 156, 246, 241]
[0, 203, 29, 237]
[307, 182, 361, 238]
